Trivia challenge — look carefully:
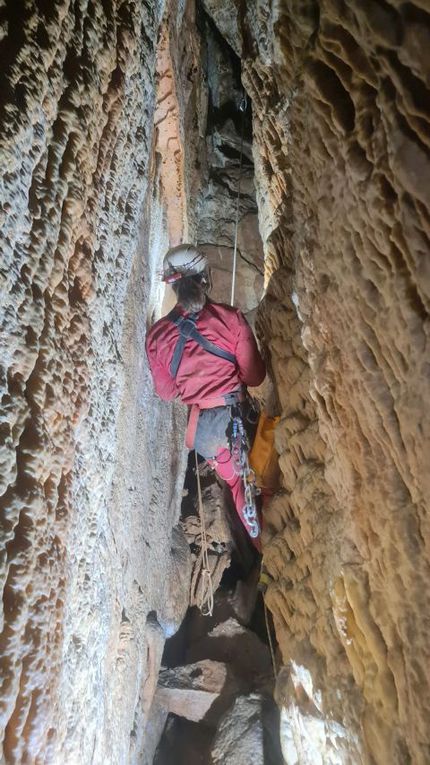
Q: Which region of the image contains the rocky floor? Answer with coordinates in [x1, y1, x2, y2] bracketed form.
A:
[149, 457, 283, 765]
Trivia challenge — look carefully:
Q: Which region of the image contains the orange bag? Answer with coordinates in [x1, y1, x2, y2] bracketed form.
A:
[249, 413, 280, 491]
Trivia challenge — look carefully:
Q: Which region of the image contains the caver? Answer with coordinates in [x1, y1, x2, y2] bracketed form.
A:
[145, 243, 266, 549]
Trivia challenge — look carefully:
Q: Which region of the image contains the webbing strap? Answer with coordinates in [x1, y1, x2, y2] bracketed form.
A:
[168, 309, 236, 378]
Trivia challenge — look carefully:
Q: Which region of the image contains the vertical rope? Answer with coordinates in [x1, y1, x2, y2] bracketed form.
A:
[194, 451, 214, 617]
[230, 94, 247, 307]
[264, 598, 278, 679]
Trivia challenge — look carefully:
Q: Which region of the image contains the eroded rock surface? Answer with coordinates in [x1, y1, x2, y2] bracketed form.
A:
[2, 0, 430, 763]
[0, 0, 273, 759]
[0, 2, 190, 762]
[200, 1, 430, 762]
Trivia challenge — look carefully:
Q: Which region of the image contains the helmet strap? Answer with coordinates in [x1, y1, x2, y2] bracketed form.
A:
[163, 272, 183, 284]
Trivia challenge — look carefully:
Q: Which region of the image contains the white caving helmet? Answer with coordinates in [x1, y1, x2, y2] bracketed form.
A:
[162, 244, 208, 283]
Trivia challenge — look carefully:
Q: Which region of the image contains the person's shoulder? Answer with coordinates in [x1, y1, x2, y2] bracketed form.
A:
[206, 300, 241, 319]
[147, 310, 177, 341]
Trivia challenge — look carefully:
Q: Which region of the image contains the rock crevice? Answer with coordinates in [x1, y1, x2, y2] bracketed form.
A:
[1, 1, 430, 763]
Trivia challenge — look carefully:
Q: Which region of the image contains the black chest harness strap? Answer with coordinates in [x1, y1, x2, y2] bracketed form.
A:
[167, 309, 236, 378]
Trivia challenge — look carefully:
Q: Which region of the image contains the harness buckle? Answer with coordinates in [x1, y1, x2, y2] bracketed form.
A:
[178, 317, 197, 339]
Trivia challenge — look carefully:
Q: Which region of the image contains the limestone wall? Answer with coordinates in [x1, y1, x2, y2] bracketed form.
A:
[195, 12, 264, 314]
[203, 1, 430, 762]
[2, 1, 430, 762]
[0, 2, 190, 762]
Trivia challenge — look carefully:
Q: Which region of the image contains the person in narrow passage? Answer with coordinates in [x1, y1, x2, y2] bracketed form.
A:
[145, 244, 266, 549]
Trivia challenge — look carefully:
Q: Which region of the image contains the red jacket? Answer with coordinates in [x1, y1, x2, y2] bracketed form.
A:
[146, 301, 265, 405]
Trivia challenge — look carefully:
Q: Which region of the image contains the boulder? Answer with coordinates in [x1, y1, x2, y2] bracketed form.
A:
[211, 693, 283, 765]
[186, 617, 274, 693]
[155, 659, 238, 723]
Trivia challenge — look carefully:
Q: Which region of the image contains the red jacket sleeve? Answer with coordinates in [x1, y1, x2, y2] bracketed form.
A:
[145, 328, 178, 401]
[234, 311, 266, 387]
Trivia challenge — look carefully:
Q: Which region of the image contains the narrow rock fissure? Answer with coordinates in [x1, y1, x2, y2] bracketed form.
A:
[1, 2, 429, 764]
[148, 12, 284, 758]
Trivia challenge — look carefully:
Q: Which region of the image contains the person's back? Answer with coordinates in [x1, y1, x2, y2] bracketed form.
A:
[146, 299, 265, 405]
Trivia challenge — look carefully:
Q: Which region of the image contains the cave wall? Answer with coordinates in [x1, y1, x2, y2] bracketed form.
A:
[195, 10, 264, 314]
[2, 0, 430, 762]
[0, 0, 266, 760]
[203, 1, 430, 763]
[0, 2, 193, 762]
